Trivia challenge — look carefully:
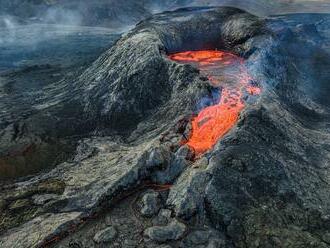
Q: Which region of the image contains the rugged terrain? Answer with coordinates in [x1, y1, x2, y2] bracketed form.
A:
[0, 4, 330, 248]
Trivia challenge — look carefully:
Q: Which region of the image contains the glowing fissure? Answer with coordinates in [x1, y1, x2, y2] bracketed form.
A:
[169, 50, 261, 155]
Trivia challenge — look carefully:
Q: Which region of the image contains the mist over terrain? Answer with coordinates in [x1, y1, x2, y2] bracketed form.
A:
[1, 0, 329, 27]
[1, 0, 329, 47]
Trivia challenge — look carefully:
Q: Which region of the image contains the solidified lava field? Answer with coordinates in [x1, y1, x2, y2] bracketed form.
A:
[0, 2, 330, 248]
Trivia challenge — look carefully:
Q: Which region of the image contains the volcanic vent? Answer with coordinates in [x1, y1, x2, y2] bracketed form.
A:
[169, 50, 261, 155]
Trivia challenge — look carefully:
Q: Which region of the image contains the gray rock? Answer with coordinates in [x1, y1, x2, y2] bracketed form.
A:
[32, 194, 60, 205]
[0, 212, 82, 248]
[167, 168, 212, 220]
[207, 239, 226, 248]
[152, 157, 189, 185]
[322, 232, 330, 243]
[0, 199, 6, 210]
[175, 145, 194, 160]
[8, 199, 31, 211]
[140, 191, 161, 217]
[182, 229, 226, 248]
[73, 139, 98, 162]
[153, 209, 173, 226]
[146, 146, 171, 168]
[123, 239, 137, 247]
[185, 230, 211, 245]
[93, 226, 118, 243]
[144, 219, 187, 243]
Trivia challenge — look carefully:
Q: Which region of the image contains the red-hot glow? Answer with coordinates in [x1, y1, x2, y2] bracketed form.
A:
[169, 50, 261, 155]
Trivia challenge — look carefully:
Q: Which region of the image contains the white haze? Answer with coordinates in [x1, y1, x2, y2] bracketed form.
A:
[0, 0, 329, 46]
[1, 7, 91, 46]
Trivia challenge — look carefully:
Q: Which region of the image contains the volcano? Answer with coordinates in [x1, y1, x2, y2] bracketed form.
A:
[0, 5, 330, 248]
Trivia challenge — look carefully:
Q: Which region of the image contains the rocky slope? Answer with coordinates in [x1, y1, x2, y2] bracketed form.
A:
[0, 6, 330, 248]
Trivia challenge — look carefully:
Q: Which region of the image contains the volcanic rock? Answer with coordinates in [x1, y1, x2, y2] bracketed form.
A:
[32, 194, 60, 205]
[152, 156, 189, 185]
[183, 231, 210, 246]
[151, 145, 194, 185]
[167, 167, 212, 220]
[181, 229, 227, 248]
[0, 212, 82, 248]
[153, 209, 173, 226]
[158, 245, 173, 248]
[206, 239, 227, 248]
[93, 226, 118, 243]
[140, 191, 161, 217]
[144, 219, 187, 243]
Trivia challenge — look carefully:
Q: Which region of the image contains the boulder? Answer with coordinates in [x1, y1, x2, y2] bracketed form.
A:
[144, 219, 187, 243]
[140, 191, 161, 217]
[93, 226, 118, 243]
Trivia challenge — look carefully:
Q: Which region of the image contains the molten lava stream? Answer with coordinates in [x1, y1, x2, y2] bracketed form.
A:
[169, 50, 261, 155]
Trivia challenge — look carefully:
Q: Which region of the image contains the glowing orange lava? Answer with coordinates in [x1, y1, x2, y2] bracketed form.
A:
[169, 50, 261, 155]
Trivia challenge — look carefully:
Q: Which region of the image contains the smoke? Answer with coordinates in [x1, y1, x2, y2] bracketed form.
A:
[0, 15, 19, 45]
[41, 7, 83, 26]
[0, 6, 85, 46]
[0, 0, 329, 46]
[1, 15, 16, 29]
[0, 0, 150, 47]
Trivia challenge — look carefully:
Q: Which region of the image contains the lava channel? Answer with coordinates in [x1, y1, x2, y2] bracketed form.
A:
[169, 50, 261, 155]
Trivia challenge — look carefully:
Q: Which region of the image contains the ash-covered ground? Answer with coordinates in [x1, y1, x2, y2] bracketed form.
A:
[0, 2, 330, 248]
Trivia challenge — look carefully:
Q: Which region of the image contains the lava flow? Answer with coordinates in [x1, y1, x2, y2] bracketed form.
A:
[169, 50, 261, 155]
